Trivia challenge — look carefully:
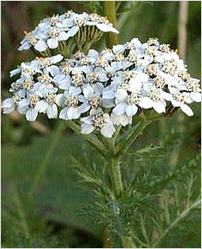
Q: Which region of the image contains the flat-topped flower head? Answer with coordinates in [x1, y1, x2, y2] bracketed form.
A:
[3, 35, 201, 138]
[18, 11, 119, 56]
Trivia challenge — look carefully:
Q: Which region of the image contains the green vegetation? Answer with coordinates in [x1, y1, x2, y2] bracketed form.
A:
[2, 1, 200, 247]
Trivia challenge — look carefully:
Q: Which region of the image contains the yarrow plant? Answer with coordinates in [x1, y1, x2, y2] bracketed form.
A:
[2, 9, 201, 248]
[3, 37, 201, 136]
[18, 10, 118, 56]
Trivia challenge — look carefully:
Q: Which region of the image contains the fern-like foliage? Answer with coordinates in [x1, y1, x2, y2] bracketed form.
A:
[71, 129, 201, 248]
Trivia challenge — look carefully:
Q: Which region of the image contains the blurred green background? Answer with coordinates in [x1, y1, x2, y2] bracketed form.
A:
[1, 1, 201, 248]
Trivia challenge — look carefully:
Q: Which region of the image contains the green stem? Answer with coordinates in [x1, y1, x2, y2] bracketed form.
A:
[109, 155, 135, 248]
[104, 1, 119, 47]
[122, 236, 136, 248]
[29, 121, 65, 196]
[110, 156, 123, 194]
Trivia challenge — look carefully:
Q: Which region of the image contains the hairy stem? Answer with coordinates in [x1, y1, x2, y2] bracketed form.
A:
[107, 155, 135, 248]
[122, 236, 136, 248]
[104, 1, 119, 47]
[110, 156, 123, 194]
[103, 226, 113, 248]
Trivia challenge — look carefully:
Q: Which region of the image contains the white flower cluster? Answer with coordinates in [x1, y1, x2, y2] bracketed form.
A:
[2, 54, 63, 121]
[18, 11, 118, 52]
[3, 38, 201, 138]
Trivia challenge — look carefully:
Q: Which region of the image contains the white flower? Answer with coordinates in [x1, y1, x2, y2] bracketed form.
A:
[31, 54, 63, 72]
[82, 85, 102, 111]
[47, 27, 69, 49]
[111, 112, 132, 127]
[139, 87, 171, 113]
[33, 74, 57, 97]
[54, 73, 72, 90]
[18, 31, 48, 52]
[35, 93, 62, 119]
[10, 55, 63, 81]
[3, 35, 201, 136]
[113, 90, 140, 117]
[10, 68, 21, 77]
[81, 109, 115, 138]
[2, 98, 15, 113]
[112, 73, 144, 117]
[94, 22, 119, 34]
[185, 78, 201, 102]
[169, 88, 194, 116]
[86, 13, 119, 34]
[17, 94, 40, 121]
[58, 86, 85, 120]
[18, 11, 119, 53]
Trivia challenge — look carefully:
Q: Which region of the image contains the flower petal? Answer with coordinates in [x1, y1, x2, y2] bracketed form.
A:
[126, 105, 138, 116]
[102, 89, 115, 99]
[113, 103, 126, 115]
[10, 68, 21, 77]
[46, 65, 60, 77]
[17, 99, 30, 114]
[83, 85, 94, 99]
[26, 108, 38, 121]
[153, 101, 166, 113]
[2, 98, 15, 113]
[59, 107, 69, 120]
[81, 123, 94, 134]
[190, 92, 201, 102]
[47, 104, 58, 119]
[98, 73, 108, 82]
[34, 40, 48, 52]
[111, 113, 132, 126]
[35, 100, 48, 113]
[79, 102, 90, 113]
[115, 89, 127, 102]
[67, 107, 80, 120]
[112, 45, 125, 54]
[47, 38, 58, 49]
[88, 49, 99, 59]
[67, 26, 79, 37]
[180, 104, 194, 116]
[96, 23, 118, 33]
[58, 31, 69, 41]
[56, 94, 64, 106]
[139, 97, 153, 109]
[51, 54, 63, 63]
[101, 123, 115, 138]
